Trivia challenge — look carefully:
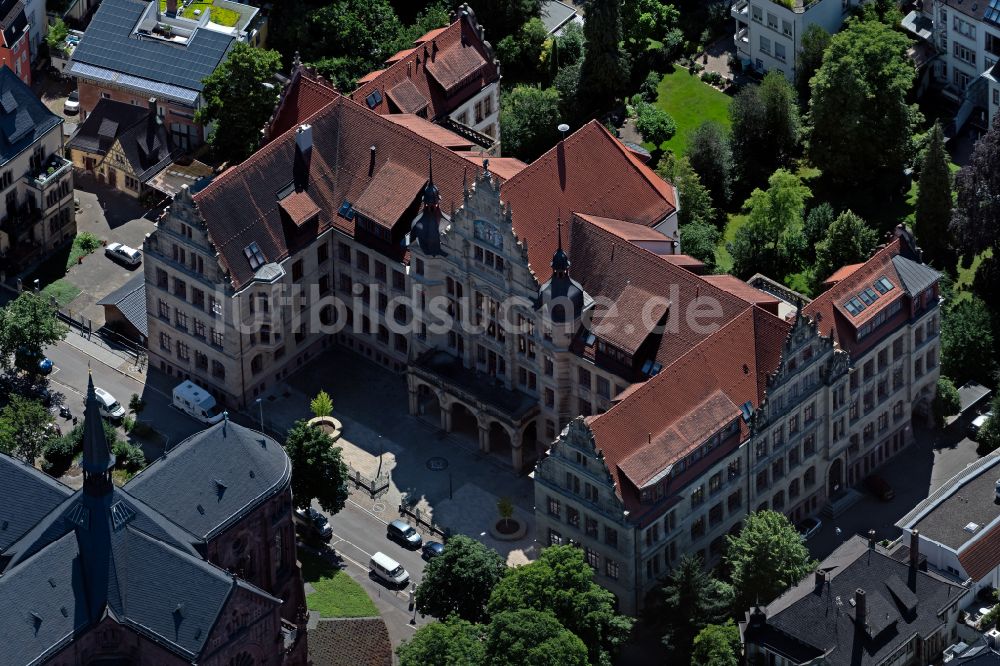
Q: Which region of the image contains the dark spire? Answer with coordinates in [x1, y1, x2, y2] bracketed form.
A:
[82, 371, 115, 495]
[551, 218, 570, 275]
[424, 150, 440, 205]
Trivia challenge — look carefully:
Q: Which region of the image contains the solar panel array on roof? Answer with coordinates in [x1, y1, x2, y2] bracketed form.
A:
[986, 0, 1000, 25]
[0, 90, 16, 114]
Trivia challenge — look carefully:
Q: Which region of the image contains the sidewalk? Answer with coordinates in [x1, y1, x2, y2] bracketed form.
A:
[61, 328, 146, 382]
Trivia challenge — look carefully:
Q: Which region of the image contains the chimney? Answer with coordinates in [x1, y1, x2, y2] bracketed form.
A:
[815, 569, 826, 589]
[166, 0, 177, 14]
[747, 606, 767, 630]
[148, 97, 157, 116]
[293, 124, 312, 190]
[368, 145, 376, 177]
[855, 589, 867, 627]
[868, 529, 876, 550]
[910, 529, 920, 568]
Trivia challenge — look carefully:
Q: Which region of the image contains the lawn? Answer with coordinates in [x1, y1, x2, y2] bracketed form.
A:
[158, 0, 240, 27]
[299, 549, 380, 618]
[40, 278, 80, 307]
[649, 66, 732, 156]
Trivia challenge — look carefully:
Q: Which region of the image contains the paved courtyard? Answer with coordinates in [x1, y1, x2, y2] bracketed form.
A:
[257, 345, 539, 565]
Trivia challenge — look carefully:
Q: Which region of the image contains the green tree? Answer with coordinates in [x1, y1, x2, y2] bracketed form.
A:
[726, 510, 816, 609]
[484, 609, 589, 666]
[487, 545, 634, 664]
[803, 203, 836, 257]
[497, 17, 548, 83]
[0, 292, 68, 372]
[658, 155, 717, 229]
[553, 60, 584, 123]
[466, 0, 542, 43]
[0, 396, 56, 464]
[814, 210, 879, 285]
[400, 1, 451, 43]
[397, 616, 486, 666]
[681, 222, 721, 270]
[687, 120, 734, 216]
[728, 169, 811, 280]
[46, 18, 69, 50]
[978, 404, 1000, 456]
[500, 86, 562, 162]
[622, 0, 681, 61]
[578, 0, 629, 110]
[128, 393, 146, 414]
[932, 377, 961, 426]
[660, 554, 734, 659]
[303, 0, 404, 73]
[795, 24, 830, 103]
[915, 123, 954, 269]
[283, 420, 349, 514]
[691, 620, 741, 666]
[497, 496, 514, 529]
[730, 72, 800, 191]
[310, 390, 334, 418]
[634, 102, 676, 149]
[197, 43, 282, 163]
[416, 535, 507, 623]
[809, 19, 920, 196]
[941, 296, 997, 386]
[551, 21, 585, 71]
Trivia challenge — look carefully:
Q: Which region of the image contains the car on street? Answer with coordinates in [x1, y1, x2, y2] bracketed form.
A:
[64, 90, 79, 115]
[864, 474, 895, 501]
[105, 242, 142, 267]
[970, 412, 994, 439]
[422, 541, 445, 560]
[14, 347, 53, 376]
[387, 519, 422, 549]
[370, 552, 409, 588]
[796, 517, 822, 541]
[294, 507, 333, 543]
[94, 387, 126, 421]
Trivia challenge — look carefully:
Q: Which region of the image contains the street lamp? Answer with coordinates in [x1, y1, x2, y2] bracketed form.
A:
[377, 434, 384, 478]
[255, 397, 264, 433]
[409, 583, 417, 625]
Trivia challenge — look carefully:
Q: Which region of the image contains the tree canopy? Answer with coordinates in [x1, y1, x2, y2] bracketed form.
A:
[0, 292, 68, 372]
[941, 296, 997, 386]
[726, 510, 816, 609]
[691, 620, 741, 666]
[622, 0, 681, 62]
[687, 120, 734, 216]
[809, 19, 920, 196]
[796, 24, 831, 103]
[915, 123, 954, 269]
[728, 169, 811, 280]
[486, 545, 634, 665]
[730, 72, 800, 192]
[397, 616, 486, 666]
[813, 210, 879, 285]
[660, 554, 734, 660]
[634, 102, 677, 149]
[932, 377, 961, 426]
[283, 420, 349, 513]
[197, 43, 282, 164]
[496, 17, 548, 83]
[578, 0, 629, 110]
[484, 609, 589, 666]
[499, 86, 562, 162]
[658, 154, 718, 230]
[465, 0, 542, 43]
[416, 535, 507, 623]
[0, 396, 56, 464]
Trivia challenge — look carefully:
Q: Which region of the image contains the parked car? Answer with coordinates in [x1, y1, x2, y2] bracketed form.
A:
[64, 90, 79, 114]
[14, 347, 53, 376]
[796, 517, 822, 541]
[370, 552, 409, 588]
[970, 412, 994, 440]
[422, 541, 445, 560]
[294, 507, 333, 542]
[387, 519, 422, 549]
[93, 387, 126, 421]
[105, 242, 142, 267]
[864, 474, 895, 501]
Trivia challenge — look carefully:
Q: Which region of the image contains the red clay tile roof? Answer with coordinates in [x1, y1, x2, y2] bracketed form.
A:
[307, 617, 392, 666]
[414, 26, 448, 44]
[356, 69, 384, 85]
[352, 162, 428, 228]
[703, 275, 782, 306]
[385, 114, 476, 149]
[823, 262, 864, 287]
[590, 283, 668, 355]
[351, 16, 498, 120]
[577, 214, 676, 242]
[958, 524, 1000, 582]
[587, 306, 790, 507]
[386, 78, 429, 114]
[503, 122, 678, 284]
[278, 190, 320, 226]
[386, 47, 415, 63]
[264, 67, 340, 144]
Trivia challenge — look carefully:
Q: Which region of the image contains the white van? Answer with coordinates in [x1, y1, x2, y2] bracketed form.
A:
[369, 552, 409, 587]
[172, 380, 225, 424]
[94, 387, 126, 420]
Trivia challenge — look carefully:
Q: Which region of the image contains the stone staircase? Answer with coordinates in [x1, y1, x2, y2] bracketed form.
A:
[822, 488, 864, 519]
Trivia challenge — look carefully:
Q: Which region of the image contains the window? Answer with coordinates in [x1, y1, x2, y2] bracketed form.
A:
[760, 35, 771, 54]
[691, 485, 705, 506]
[804, 402, 815, 423]
[691, 517, 706, 539]
[544, 388, 555, 408]
[789, 478, 800, 499]
[211, 329, 224, 347]
[585, 547, 600, 569]
[567, 506, 580, 528]
[954, 15, 976, 39]
[317, 242, 329, 264]
[709, 472, 722, 494]
[544, 356, 554, 376]
[585, 483, 599, 502]
[578, 367, 591, 389]
[193, 319, 205, 338]
[159, 331, 171, 351]
[548, 497, 561, 517]
[173, 278, 187, 300]
[596, 376, 610, 399]
[752, 5, 762, 22]
[292, 260, 303, 282]
[192, 288, 205, 310]
[772, 458, 784, 481]
[356, 252, 369, 274]
[176, 341, 189, 361]
[415, 258, 424, 275]
[212, 360, 225, 379]
[605, 559, 619, 580]
[775, 42, 786, 61]
[728, 458, 742, 480]
[392, 270, 406, 291]
[585, 516, 598, 538]
[782, 19, 792, 36]
[756, 470, 768, 492]
[158, 299, 170, 319]
[766, 12, 778, 30]
[605, 526, 618, 548]
[803, 434, 816, 456]
[728, 490, 742, 512]
[548, 529, 563, 546]
[175, 310, 188, 331]
[339, 243, 351, 261]
[788, 414, 799, 435]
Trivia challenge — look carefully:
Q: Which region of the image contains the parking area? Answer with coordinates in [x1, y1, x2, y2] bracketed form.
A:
[32, 70, 79, 136]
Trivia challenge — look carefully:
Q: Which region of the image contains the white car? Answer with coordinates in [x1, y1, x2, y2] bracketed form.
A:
[64, 90, 80, 115]
[105, 242, 142, 267]
[94, 387, 126, 421]
[970, 412, 994, 439]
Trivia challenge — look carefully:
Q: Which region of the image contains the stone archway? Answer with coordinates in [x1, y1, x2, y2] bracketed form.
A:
[450, 402, 479, 439]
[488, 421, 513, 460]
[522, 421, 539, 467]
[828, 458, 843, 496]
[415, 383, 440, 421]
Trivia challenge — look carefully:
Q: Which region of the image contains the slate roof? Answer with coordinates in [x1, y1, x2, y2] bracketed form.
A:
[351, 15, 499, 120]
[68, 98, 149, 155]
[0, 66, 62, 167]
[906, 453, 1000, 550]
[0, 453, 72, 555]
[745, 536, 965, 666]
[125, 420, 291, 540]
[308, 618, 393, 666]
[70, 0, 235, 96]
[0, 0, 28, 50]
[97, 274, 148, 337]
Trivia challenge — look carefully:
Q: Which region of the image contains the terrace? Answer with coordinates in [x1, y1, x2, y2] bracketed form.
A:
[158, 0, 240, 27]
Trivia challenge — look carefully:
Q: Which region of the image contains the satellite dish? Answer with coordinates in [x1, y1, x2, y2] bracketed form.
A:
[557, 123, 570, 133]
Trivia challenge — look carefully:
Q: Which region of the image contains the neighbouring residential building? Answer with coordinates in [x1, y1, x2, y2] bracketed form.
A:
[68, 97, 181, 198]
[0, 375, 308, 664]
[23, 0, 44, 66]
[68, 0, 260, 150]
[534, 227, 942, 614]
[0, 66, 74, 275]
[732, 0, 861, 79]
[98, 273, 148, 345]
[740, 533, 966, 665]
[143, 66, 681, 435]
[0, 0, 30, 84]
[350, 4, 502, 152]
[897, 449, 1000, 599]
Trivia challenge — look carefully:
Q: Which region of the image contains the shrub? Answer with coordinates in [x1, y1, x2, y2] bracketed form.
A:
[640, 70, 661, 102]
[635, 103, 677, 147]
[932, 377, 961, 426]
[113, 440, 145, 472]
[41, 427, 82, 476]
[123, 415, 135, 433]
[76, 232, 101, 253]
[129, 393, 146, 413]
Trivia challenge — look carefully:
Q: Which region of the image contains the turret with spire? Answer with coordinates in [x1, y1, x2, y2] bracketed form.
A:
[411, 151, 445, 256]
[82, 371, 115, 496]
[538, 218, 589, 323]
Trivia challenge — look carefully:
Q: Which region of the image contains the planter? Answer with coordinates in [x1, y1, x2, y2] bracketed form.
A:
[488, 517, 527, 541]
[307, 415, 342, 442]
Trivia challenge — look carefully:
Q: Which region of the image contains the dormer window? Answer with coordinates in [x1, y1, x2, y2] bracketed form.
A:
[244, 242, 265, 270]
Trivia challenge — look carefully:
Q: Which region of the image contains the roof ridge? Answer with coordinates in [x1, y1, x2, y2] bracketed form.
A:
[350, 18, 463, 98]
[592, 121, 676, 203]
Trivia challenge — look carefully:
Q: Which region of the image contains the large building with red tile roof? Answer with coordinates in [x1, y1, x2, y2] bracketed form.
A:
[350, 4, 501, 152]
[533, 225, 942, 614]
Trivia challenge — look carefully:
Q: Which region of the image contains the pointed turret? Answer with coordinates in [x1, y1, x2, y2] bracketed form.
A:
[411, 151, 444, 256]
[538, 218, 588, 323]
[82, 372, 115, 496]
[551, 218, 570, 276]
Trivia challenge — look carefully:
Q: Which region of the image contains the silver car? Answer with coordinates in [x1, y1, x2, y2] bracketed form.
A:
[105, 242, 142, 267]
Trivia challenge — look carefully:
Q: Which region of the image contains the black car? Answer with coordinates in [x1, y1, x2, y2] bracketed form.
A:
[294, 507, 333, 542]
[864, 475, 895, 501]
[422, 541, 445, 560]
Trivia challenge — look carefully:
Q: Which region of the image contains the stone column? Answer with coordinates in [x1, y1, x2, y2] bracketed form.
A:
[511, 430, 523, 472]
[478, 421, 491, 453]
[408, 387, 419, 415]
[440, 401, 453, 432]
